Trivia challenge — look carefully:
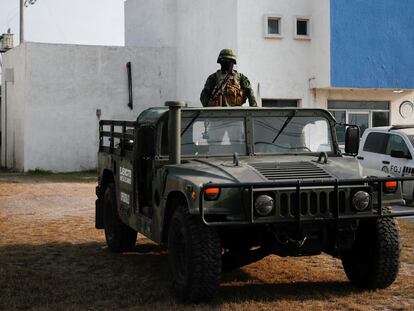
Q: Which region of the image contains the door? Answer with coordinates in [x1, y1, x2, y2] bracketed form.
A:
[358, 131, 389, 172]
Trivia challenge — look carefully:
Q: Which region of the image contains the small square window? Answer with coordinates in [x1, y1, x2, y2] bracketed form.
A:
[264, 15, 283, 39]
[268, 18, 280, 35]
[294, 16, 311, 40]
[297, 20, 308, 35]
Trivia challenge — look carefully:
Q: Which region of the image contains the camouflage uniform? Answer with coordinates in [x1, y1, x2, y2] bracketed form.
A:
[200, 49, 257, 107]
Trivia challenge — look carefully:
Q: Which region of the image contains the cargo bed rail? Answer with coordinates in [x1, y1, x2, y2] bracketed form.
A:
[99, 120, 136, 156]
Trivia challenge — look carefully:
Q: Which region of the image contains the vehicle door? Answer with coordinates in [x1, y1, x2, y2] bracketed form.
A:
[357, 131, 389, 173]
[385, 133, 414, 197]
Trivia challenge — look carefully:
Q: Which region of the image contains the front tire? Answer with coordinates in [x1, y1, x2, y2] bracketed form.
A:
[103, 183, 137, 253]
[342, 207, 401, 289]
[168, 203, 222, 302]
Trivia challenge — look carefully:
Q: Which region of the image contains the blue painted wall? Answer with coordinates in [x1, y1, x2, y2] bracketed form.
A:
[331, 0, 414, 88]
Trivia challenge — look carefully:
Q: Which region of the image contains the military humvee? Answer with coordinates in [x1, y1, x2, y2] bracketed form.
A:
[95, 102, 414, 302]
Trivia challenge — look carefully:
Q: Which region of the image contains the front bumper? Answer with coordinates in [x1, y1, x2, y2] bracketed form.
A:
[199, 176, 414, 226]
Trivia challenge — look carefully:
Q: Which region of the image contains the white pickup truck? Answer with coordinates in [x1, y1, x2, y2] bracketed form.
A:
[357, 125, 414, 202]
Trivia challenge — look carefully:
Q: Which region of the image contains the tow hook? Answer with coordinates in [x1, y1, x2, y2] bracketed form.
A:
[274, 231, 308, 248]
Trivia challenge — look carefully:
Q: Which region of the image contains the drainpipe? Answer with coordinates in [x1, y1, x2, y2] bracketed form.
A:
[3, 80, 7, 168]
[3, 68, 14, 168]
[166, 101, 185, 165]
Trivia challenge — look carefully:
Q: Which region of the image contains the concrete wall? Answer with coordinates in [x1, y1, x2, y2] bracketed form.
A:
[1, 45, 26, 170]
[125, 0, 177, 48]
[2, 42, 175, 172]
[237, 0, 330, 107]
[125, 0, 330, 107]
[175, 0, 238, 105]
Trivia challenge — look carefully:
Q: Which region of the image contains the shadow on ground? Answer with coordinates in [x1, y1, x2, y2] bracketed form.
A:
[0, 241, 362, 310]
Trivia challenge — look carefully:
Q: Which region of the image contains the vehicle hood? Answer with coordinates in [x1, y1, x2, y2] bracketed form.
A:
[167, 155, 388, 186]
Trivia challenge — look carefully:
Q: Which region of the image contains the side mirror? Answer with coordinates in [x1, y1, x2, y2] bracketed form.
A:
[391, 150, 412, 159]
[344, 126, 360, 155]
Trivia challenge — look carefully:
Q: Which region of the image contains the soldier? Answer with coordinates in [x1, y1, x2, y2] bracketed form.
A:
[200, 49, 257, 107]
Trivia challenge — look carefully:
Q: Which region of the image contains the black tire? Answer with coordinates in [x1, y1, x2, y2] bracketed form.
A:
[341, 207, 401, 289]
[103, 183, 137, 253]
[168, 202, 222, 302]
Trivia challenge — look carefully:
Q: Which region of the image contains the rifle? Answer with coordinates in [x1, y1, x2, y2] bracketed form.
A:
[209, 73, 231, 106]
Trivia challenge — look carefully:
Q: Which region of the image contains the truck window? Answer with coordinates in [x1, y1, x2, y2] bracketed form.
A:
[363, 132, 388, 154]
[181, 117, 247, 156]
[408, 135, 414, 149]
[253, 116, 333, 154]
[386, 134, 411, 157]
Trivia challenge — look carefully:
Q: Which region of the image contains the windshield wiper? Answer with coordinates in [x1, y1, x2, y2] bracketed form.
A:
[271, 113, 296, 144]
[181, 111, 201, 136]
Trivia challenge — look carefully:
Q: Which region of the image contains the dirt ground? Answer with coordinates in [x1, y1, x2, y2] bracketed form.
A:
[1, 175, 414, 311]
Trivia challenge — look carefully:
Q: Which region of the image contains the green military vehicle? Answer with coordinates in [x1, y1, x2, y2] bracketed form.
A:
[95, 102, 414, 302]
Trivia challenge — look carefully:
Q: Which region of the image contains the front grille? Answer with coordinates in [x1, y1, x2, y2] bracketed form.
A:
[250, 161, 331, 181]
[275, 189, 349, 217]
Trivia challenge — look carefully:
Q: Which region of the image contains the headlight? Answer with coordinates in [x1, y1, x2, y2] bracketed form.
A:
[255, 194, 274, 216]
[352, 191, 370, 211]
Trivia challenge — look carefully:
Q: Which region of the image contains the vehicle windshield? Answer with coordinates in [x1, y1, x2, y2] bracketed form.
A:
[408, 135, 414, 149]
[253, 116, 334, 154]
[181, 117, 247, 156]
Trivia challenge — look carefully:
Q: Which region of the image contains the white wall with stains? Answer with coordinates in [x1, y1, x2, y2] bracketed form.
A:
[1, 42, 175, 171]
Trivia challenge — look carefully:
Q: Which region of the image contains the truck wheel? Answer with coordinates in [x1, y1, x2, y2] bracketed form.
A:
[103, 183, 137, 253]
[341, 208, 401, 289]
[168, 203, 221, 302]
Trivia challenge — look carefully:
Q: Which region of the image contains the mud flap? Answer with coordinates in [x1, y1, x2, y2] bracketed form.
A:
[95, 198, 104, 229]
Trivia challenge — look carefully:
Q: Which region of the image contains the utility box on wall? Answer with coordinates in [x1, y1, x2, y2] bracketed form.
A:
[0, 32, 14, 53]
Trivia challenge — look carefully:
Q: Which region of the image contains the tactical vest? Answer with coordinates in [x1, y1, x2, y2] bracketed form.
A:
[210, 70, 247, 107]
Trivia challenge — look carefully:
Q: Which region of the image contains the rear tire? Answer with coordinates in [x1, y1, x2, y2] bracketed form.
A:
[168, 202, 222, 302]
[103, 183, 137, 253]
[341, 207, 401, 289]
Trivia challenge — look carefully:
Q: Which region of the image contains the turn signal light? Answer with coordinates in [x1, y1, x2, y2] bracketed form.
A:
[204, 187, 221, 201]
[384, 181, 398, 193]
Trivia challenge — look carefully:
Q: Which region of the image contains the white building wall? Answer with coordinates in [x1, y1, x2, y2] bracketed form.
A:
[237, 0, 330, 107]
[125, 0, 177, 48]
[2, 42, 175, 172]
[175, 0, 238, 105]
[1, 45, 26, 170]
[125, 0, 331, 107]
[125, 0, 238, 106]
[310, 1, 331, 90]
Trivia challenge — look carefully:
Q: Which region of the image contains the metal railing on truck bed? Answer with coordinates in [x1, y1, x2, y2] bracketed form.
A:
[99, 120, 136, 157]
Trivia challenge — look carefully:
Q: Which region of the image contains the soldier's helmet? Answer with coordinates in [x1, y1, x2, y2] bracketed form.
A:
[217, 49, 237, 64]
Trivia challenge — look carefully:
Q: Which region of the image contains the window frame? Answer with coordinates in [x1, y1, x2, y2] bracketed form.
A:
[264, 14, 283, 39]
[328, 100, 391, 145]
[261, 99, 299, 108]
[294, 16, 312, 40]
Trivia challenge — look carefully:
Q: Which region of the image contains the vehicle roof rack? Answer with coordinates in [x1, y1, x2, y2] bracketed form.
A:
[389, 124, 414, 131]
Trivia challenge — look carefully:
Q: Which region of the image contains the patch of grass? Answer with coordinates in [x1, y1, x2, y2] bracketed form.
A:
[0, 170, 97, 183]
[27, 169, 53, 175]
